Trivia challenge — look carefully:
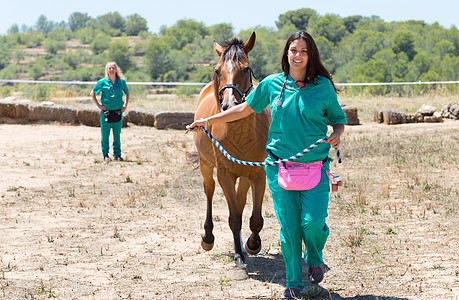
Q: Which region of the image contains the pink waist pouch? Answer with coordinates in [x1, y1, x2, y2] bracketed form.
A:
[278, 161, 323, 191]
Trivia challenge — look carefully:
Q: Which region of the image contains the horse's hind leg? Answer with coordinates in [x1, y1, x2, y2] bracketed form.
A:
[200, 160, 215, 251]
[245, 170, 266, 255]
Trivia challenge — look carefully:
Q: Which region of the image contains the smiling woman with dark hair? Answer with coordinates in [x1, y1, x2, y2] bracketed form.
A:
[187, 31, 347, 298]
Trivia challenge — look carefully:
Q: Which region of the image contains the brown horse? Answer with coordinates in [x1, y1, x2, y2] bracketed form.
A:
[193, 32, 270, 270]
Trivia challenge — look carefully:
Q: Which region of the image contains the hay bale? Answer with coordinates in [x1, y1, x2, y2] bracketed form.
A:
[374, 109, 384, 123]
[155, 111, 195, 130]
[28, 102, 77, 123]
[405, 112, 424, 123]
[342, 106, 359, 125]
[76, 107, 101, 127]
[0, 98, 30, 118]
[382, 109, 406, 125]
[424, 111, 443, 123]
[76, 108, 128, 127]
[126, 108, 156, 127]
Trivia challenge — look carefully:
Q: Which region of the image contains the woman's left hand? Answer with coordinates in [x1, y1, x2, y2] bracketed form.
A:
[121, 106, 126, 112]
[326, 132, 341, 148]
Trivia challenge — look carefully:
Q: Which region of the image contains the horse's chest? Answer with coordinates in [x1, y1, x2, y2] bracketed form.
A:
[224, 125, 255, 148]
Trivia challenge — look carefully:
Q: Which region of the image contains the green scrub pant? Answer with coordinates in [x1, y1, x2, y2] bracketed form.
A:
[264, 160, 330, 290]
[100, 112, 123, 157]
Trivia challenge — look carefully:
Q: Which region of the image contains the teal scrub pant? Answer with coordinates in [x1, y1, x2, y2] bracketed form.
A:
[100, 112, 123, 156]
[264, 160, 330, 290]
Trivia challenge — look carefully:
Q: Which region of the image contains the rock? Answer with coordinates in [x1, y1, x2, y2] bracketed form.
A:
[441, 103, 459, 120]
[416, 104, 436, 116]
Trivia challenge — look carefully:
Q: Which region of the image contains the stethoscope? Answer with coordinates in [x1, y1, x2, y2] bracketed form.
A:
[108, 78, 119, 98]
[274, 75, 306, 107]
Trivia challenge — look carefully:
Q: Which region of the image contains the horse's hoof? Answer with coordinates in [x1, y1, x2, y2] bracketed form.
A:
[201, 239, 214, 251]
[245, 239, 262, 255]
[231, 267, 248, 281]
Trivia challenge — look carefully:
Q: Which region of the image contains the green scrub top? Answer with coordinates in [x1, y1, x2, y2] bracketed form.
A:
[92, 77, 129, 111]
[246, 73, 347, 164]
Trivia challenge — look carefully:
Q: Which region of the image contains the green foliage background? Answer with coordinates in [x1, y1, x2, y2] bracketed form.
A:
[0, 9, 458, 96]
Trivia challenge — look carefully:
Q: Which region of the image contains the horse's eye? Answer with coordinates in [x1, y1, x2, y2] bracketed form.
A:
[243, 67, 251, 74]
[214, 69, 221, 76]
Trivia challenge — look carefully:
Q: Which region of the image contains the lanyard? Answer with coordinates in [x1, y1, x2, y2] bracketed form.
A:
[274, 75, 306, 107]
[274, 75, 288, 107]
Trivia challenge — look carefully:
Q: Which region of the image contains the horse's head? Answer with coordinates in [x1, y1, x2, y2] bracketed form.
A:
[212, 32, 256, 112]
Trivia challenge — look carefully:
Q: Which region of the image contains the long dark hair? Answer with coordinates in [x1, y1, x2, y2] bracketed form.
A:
[281, 31, 338, 93]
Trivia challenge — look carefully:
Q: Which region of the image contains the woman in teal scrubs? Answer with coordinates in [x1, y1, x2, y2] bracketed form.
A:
[91, 62, 130, 162]
[187, 31, 346, 299]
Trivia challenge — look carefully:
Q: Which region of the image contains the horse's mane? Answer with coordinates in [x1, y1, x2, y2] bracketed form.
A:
[221, 38, 248, 65]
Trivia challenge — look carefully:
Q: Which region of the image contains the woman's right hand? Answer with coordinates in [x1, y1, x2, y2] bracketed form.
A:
[185, 118, 207, 134]
[98, 105, 107, 111]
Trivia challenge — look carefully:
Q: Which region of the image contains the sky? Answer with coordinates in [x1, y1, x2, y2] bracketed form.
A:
[1, 0, 457, 35]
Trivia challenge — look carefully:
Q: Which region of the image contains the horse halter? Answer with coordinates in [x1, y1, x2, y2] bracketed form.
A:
[218, 68, 254, 103]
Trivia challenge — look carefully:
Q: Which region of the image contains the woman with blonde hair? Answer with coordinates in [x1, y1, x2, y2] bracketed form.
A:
[91, 62, 130, 161]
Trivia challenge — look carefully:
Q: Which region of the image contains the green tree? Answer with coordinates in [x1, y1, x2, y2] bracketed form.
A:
[410, 52, 431, 78]
[145, 37, 171, 80]
[392, 31, 417, 60]
[314, 36, 335, 70]
[161, 19, 208, 49]
[108, 39, 134, 72]
[208, 23, 234, 43]
[69, 12, 91, 32]
[360, 33, 385, 61]
[432, 40, 455, 57]
[97, 12, 125, 36]
[90, 33, 111, 54]
[28, 58, 47, 80]
[7, 24, 19, 35]
[391, 60, 409, 80]
[275, 8, 319, 31]
[311, 14, 347, 45]
[34, 15, 56, 36]
[44, 40, 66, 54]
[0, 48, 10, 70]
[62, 52, 82, 69]
[342, 15, 363, 34]
[125, 14, 148, 36]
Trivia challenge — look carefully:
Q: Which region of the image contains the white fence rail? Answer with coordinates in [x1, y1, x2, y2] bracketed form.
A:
[0, 79, 458, 86]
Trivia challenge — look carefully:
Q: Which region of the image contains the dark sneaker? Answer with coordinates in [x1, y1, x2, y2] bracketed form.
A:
[283, 288, 301, 299]
[308, 265, 324, 284]
[114, 155, 124, 161]
[103, 154, 110, 162]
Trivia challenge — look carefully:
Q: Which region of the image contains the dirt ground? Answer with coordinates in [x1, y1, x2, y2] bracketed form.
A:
[0, 121, 457, 300]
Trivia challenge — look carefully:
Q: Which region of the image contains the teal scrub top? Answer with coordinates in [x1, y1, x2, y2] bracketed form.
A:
[92, 77, 129, 111]
[246, 73, 347, 164]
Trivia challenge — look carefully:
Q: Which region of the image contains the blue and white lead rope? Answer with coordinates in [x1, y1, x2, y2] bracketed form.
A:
[187, 124, 342, 166]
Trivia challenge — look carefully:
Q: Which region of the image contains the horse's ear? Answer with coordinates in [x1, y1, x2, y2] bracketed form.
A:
[214, 41, 224, 57]
[244, 31, 256, 53]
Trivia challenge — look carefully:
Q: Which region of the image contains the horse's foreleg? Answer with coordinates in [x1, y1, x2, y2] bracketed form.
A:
[200, 162, 215, 251]
[245, 169, 266, 255]
[217, 170, 246, 267]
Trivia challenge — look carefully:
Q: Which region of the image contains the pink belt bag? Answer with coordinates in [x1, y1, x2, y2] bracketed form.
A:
[278, 161, 323, 191]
